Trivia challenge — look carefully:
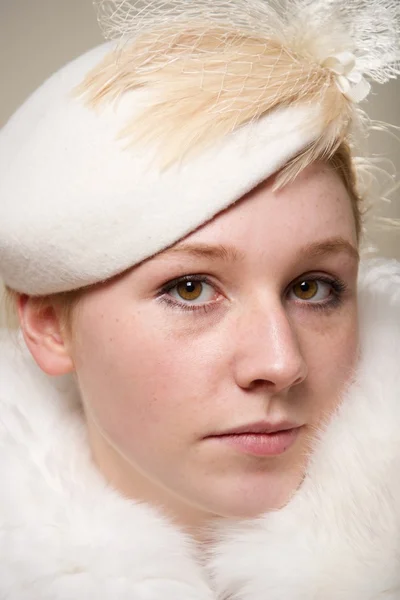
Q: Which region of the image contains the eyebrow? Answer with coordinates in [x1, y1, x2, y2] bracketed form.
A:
[164, 243, 244, 262]
[300, 238, 360, 262]
[163, 237, 359, 263]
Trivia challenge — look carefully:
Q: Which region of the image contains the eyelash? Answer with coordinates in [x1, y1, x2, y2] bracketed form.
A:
[294, 275, 347, 312]
[157, 274, 348, 314]
[158, 275, 218, 314]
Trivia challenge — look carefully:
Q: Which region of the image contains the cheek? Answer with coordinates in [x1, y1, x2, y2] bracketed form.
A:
[70, 306, 224, 452]
[74, 328, 175, 441]
[296, 302, 359, 415]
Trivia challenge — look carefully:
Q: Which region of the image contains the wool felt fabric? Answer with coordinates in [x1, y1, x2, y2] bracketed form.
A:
[1, 258, 400, 599]
[0, 42, 326, 296]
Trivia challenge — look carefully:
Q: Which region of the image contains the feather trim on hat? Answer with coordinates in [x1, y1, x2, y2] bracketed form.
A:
[76, 0, 399, 188]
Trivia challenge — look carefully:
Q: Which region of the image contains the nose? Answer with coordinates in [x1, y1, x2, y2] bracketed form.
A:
[232, 298, 308, 393]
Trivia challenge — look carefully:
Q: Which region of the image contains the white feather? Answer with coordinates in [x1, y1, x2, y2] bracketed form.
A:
[94, 0, 400, 85]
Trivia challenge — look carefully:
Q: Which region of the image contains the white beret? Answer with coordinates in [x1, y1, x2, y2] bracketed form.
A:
[0, 42, 325, 295]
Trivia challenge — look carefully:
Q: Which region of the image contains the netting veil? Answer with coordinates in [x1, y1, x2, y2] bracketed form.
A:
[94, 0, 400, 86]
[81, 0, 400, 180]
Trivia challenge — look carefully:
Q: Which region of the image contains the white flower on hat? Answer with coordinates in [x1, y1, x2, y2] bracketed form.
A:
[322, 51, 371, 103]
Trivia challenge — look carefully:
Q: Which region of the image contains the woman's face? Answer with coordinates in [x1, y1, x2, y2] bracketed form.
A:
[68, 161, 359, 529]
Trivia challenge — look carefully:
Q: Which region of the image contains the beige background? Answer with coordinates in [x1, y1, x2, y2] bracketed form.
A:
[0, 0, 399, 320]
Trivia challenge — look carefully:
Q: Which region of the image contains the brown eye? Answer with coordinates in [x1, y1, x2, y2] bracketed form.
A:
[292, 280, 320, 301]
[165, 277, 218, 306]
[176, 280, 204, 301]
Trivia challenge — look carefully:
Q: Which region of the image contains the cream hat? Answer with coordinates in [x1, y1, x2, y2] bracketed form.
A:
[0, 0, 398, 296]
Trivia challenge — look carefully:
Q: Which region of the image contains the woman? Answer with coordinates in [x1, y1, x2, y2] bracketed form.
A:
[0, 0, 399, 598]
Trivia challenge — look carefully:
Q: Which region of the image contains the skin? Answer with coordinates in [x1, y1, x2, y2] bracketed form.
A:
[19, 161, 360, 537]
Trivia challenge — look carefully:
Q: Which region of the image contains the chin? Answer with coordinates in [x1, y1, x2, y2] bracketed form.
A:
[204, 469, 306, 520]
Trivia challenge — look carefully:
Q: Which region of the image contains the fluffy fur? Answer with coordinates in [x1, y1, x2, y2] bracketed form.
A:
[0, 258, 400, 599]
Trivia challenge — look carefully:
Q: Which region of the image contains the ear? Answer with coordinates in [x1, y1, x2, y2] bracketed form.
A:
[17, 294, 75, 376]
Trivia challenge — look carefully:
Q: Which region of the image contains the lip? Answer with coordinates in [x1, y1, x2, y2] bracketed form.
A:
[209, 420, 302, 436]
[205, 420, 304, 457]
[212, 428, 302, 457]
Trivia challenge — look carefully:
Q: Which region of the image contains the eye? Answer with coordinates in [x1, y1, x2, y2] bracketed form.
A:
[166, 277, 218, 305]
[289, 278, 334, 303]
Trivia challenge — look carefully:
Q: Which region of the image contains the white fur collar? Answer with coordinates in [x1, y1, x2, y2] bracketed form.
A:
[1, 258, 400, 599]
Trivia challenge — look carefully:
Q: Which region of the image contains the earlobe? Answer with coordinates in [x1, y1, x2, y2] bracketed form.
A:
[17, 294, 75, 376]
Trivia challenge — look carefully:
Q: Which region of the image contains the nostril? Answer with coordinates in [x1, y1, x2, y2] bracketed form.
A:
[248, 379, 273, 391]
[292, 374, 306, 387]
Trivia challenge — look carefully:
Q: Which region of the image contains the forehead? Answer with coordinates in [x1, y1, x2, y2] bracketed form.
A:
[182, 161, 357, 253]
